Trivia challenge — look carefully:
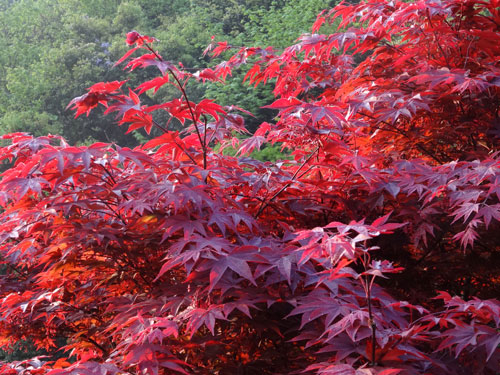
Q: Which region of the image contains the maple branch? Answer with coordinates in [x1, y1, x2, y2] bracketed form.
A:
[367, 275, 377, 367]
[142, 41, 208, 168]
[234, 193, 295, 218]
[82, 335, 109, 358]
[98, 164, 117, 185]
[75, 206, 119, 219]
[150, 118, 168, 133]
[359, 112, 445, 163]
[5, 262, 29, 280]
[78, 171, 116, 187]
[168, 68, 208, 166]
[102, 201, 127, 225]
[462, 37, 475, 70]
[254, 146, 319, 218]
[360, 251, 377, 367]
[426, 10, 451, 69]
[202, 114, 209, 170]
[64, 323, 110, 357]
[206, 115, 222, 147]
[151, 118, 198, 165]
[112, 255, 146, 290]
[98, 163, 136, 203]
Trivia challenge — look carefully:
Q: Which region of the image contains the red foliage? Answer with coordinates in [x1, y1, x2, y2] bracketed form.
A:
[0, 1, 499, 374]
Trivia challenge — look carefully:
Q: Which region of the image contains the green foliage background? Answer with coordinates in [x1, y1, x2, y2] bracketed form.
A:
[0, 0, 335, 149]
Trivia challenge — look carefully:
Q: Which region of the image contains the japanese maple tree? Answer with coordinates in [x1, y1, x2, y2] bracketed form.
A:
[0, 0, 499, 374]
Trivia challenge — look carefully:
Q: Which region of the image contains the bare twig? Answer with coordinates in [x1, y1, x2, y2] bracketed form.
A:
[254, 146, 319, 218]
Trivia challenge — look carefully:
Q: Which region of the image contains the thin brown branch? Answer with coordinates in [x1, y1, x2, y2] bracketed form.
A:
[151, 119, 198, 165]
[359, 111, 445, 163]
[143, 41, 207, 168]
[254, 146, 319, 218]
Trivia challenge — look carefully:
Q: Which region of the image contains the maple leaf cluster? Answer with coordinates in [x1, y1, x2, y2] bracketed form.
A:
[0, 1, 499, 374]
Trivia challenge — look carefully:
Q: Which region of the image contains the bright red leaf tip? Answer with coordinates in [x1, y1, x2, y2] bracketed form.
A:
[126, 30, 141, 45]
[125, 30, 156, 46]
[66, 80, 126, 118]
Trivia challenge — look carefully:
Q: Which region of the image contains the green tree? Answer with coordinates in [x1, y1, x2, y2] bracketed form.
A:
[0, 0, 337, 146]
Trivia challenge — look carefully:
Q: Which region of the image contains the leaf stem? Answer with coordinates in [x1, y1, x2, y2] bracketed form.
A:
[254, 146, 319, 218]
[367, 275, 377, 366]
[151, 118, 198, 165]
[359, 111, 445, 163]
[143, 40, 208, 168]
